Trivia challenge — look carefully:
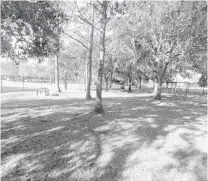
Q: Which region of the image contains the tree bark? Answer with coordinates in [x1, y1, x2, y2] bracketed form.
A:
[86, 1, 94, 99]
[64, 81, 67, 90]
[109, 72, 113, 88]
[105, 78, 108, 92]
[138, 76, 142, 89]
[94, 1, 108, 113]
[135, 79, 138, 88]
[155, 75, 162, 100]
[128, 77, 132, 93]
[55, 53, 61, 93]
[95, 66, 104, 113]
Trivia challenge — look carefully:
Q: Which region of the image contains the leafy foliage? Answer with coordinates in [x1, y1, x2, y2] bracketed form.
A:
[1, 1, 67, 63]
[198, 75, 207, 87]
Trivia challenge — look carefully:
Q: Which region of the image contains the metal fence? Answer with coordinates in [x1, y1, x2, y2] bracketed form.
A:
[162, 82, 207, 96]
[1, 75, 84, 93]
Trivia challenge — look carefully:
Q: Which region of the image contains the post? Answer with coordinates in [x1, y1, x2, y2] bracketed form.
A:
[185, 83, 188, 97]
[174, 82, 177, 94]
[171, 82, 173, 93]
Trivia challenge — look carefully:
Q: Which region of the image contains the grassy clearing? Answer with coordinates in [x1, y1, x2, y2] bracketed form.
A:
[1, 89, 207, 181]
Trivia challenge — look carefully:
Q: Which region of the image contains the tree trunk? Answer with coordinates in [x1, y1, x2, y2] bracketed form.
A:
[135, 79, 138, 88]
[166, 81, 169, 88]
[95, 66, 104, 113]
[109, 72, 113, 88]
[128, 77, 132, 93]
[153, 77, 157, 93]
[64, 81, 67, 90]
[55, 54, 61, 93]
[94, 1, 108, 113]
[138, 77, 142, 89]
[155, 75, 162, 100]
[86, 1, 94, 100]
[105, 78, 108, 92]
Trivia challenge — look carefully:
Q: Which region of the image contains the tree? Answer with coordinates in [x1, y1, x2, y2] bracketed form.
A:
[1, 1, 65, 60]
[85, 1, 95, 99]
[59, 52, 81, 90]
[198, 75, 207, 87]
[103, 56, 114, 91]
[1, 1, 68, 93]
[127, 1, 207, 99]
[65, 1, 99, 99]
[94, 1, 108, 113]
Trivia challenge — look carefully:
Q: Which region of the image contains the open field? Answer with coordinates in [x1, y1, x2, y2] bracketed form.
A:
[1, 88, 207, 181]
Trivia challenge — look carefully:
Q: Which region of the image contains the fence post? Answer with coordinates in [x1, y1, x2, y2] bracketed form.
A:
[171, 82, 173, 93]
[185, 83, 188, 97]
[23, 74, 25, 91]
[174, 82, 177, 94]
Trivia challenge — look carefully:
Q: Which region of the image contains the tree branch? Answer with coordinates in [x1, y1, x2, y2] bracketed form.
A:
[74, 1, 102, 33]
[67, 51, 85, 62]
[93, 3, 103, 14]
[65, 33, 89, 49]
[162, 62, 169, 77]
[77, 15, 102, 33]
[97, 0, 102, 6]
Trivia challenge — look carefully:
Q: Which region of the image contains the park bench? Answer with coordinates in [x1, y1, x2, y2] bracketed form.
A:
[120, 85, 125, 92]
[36, 88, 49, 96]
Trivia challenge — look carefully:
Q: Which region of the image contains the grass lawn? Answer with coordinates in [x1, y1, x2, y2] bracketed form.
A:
[1, 88, 207, 181]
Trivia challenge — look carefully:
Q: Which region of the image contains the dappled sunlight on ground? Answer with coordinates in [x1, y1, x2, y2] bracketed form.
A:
[1, 90, 207, 181]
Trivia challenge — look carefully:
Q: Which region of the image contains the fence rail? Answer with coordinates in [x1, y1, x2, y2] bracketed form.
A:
[1, 75, 84, 93]
[162, 81, 207, 96]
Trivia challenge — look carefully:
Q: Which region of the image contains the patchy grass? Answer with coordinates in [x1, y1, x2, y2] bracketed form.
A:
[1, 89, 207, 181]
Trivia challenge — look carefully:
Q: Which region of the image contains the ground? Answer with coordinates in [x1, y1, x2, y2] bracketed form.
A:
[1, 87, 207, 181]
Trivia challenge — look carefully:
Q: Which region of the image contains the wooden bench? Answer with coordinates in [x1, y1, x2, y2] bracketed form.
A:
[36, 88, 49, 96]
[120, 85, 125, 92]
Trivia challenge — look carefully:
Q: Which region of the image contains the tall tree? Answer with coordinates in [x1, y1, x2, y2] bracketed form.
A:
[94, 0, 108, 113]
[117, 1, 207, 99]
[86, 1, 95, 99]
[66, 1, 99, 99]
[1, 1, 68, 93]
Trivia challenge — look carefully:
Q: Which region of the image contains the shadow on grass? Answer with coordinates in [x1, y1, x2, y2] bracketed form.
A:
[1, 93, 207, 181]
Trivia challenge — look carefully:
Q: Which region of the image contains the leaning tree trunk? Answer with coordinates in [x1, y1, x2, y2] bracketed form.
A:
[86, 1, 94, 99]
[94, 1, 108, 113]
[155, 75, 162, 100]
